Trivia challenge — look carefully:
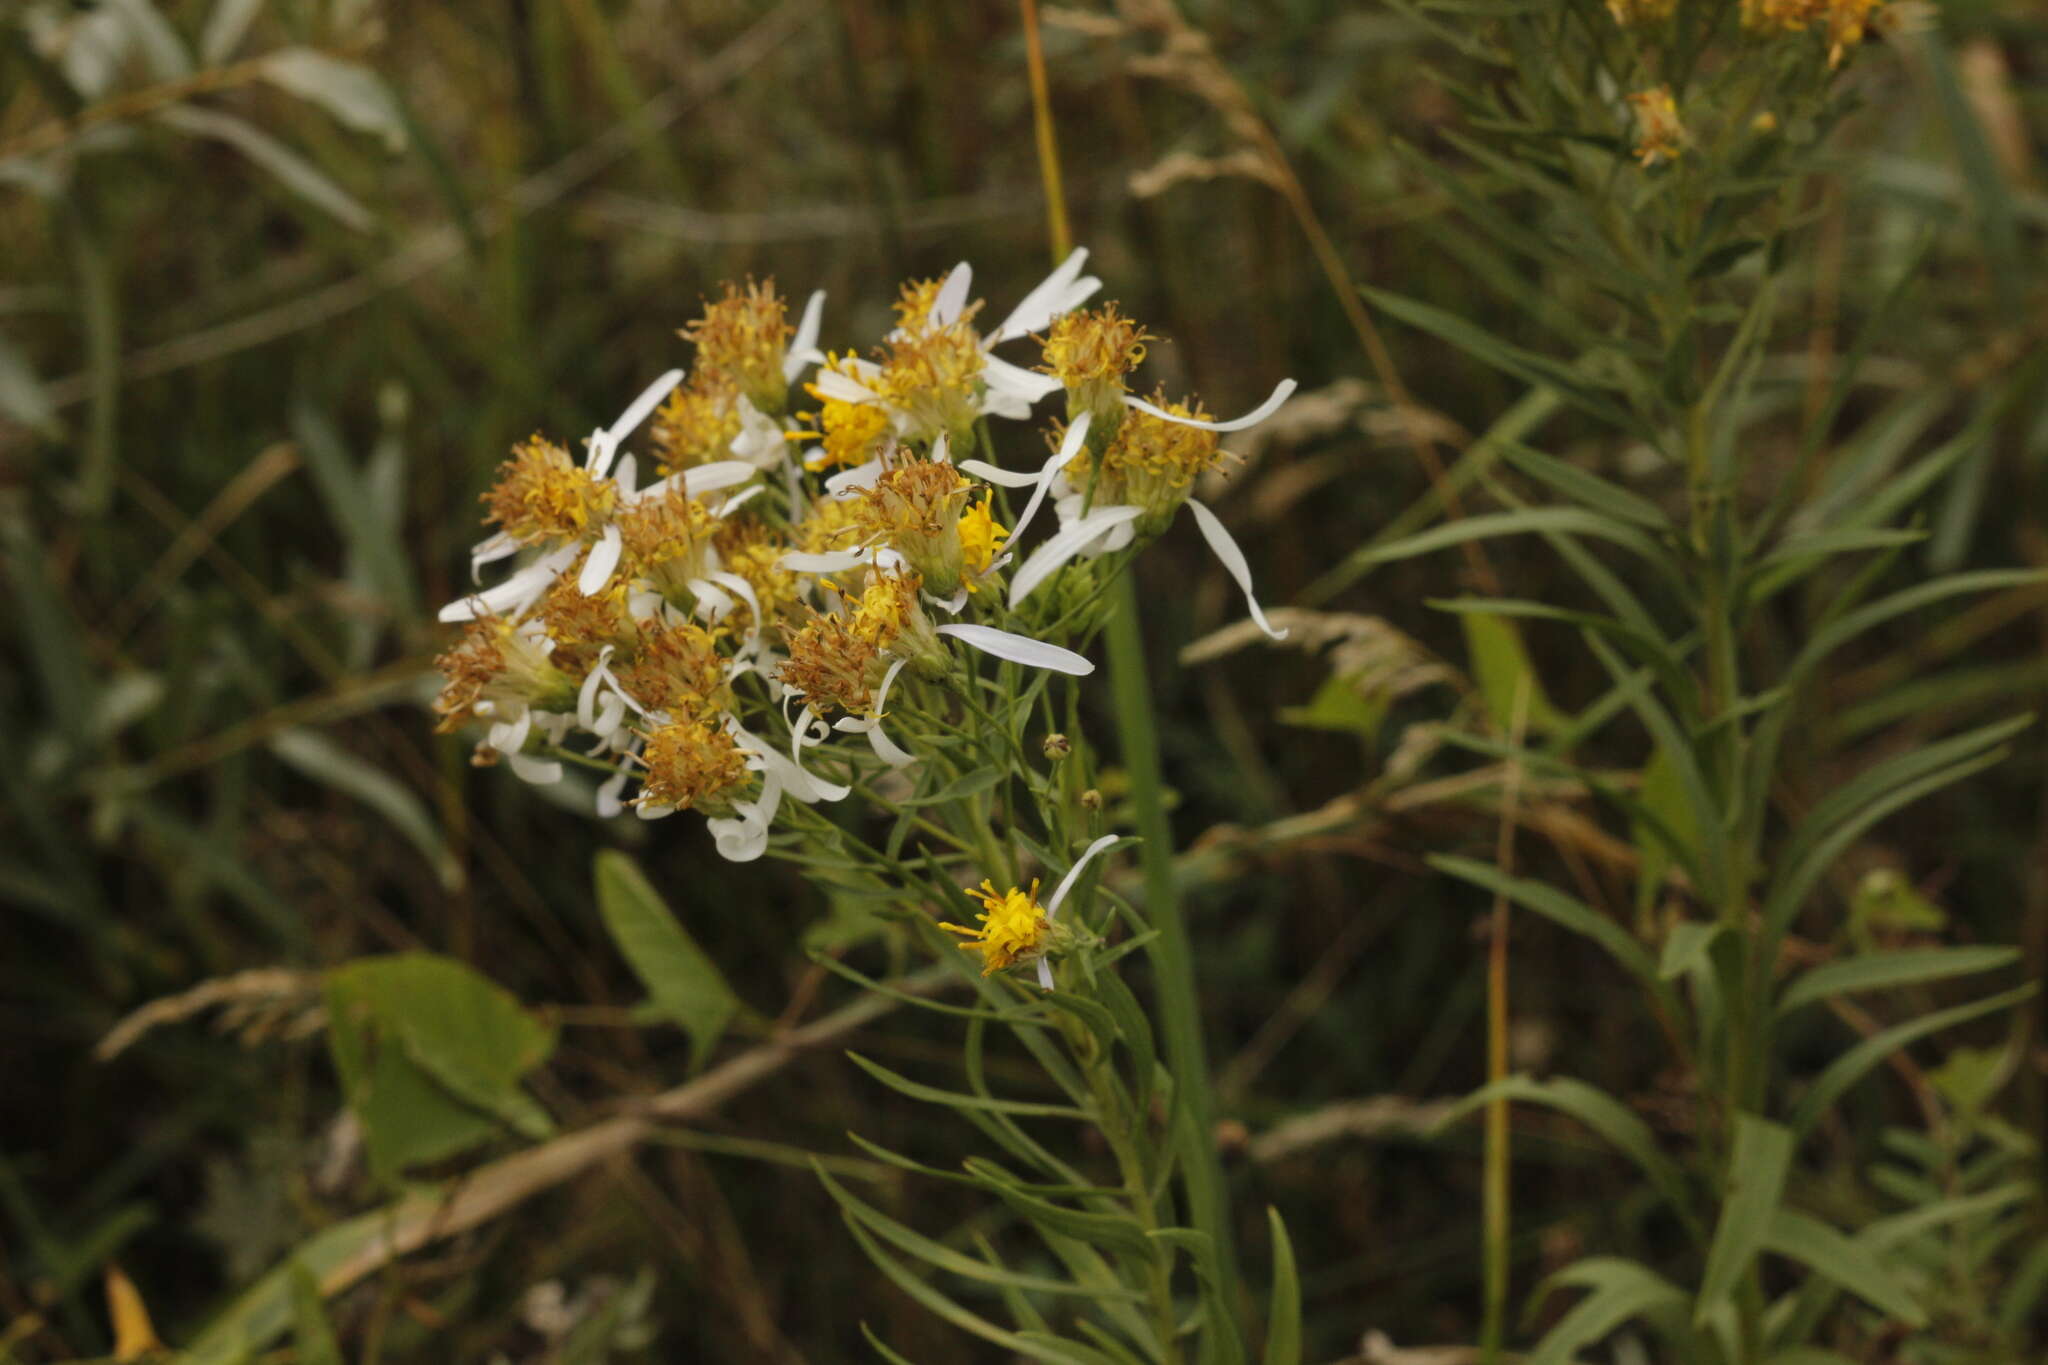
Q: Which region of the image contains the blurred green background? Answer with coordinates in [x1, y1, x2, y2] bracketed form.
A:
[3, 0, 2045, 1359]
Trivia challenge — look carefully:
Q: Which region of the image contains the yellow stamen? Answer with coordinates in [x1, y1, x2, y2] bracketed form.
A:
[940, 879, 1049, 975]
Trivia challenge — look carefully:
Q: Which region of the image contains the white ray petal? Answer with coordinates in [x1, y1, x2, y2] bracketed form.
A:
[595, 765, 631, 818]
[607, 368, 684, 449]
[1124, 377, 1297, 432]
[1036, 959, 1055, 990]
[937, 624, 1094, 676]
[1007, 411, 1091, 548]
[784, 290, 826, 382]
[1188, 499, 1288, 641]
[779, 549, 867, 574]
[1045, 834, 1123, 919]
[470, 531, 520, 581]
[576, 654, 610, 730]
[612, 453, 638, 499]
[579, 523, 624, 594]
[812, 367, 879, 404]
[981, 352, 1063, 403]
[989, 247, 1096, 342]
[439, 544, 578, 622]
[705, 571, 761, 630]
[507, 752, 563, 785]
[956, 459, 1040, 488]
[931, 262, 973, 327]
[824, 458, 884, 496]
[717, 484, 767, 518]
[687, 576, 735, 623]
[1008, 503, 1142, 607]
[582, 426, 611, 474]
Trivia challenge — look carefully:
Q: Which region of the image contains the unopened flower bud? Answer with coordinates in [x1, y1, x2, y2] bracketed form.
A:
[1080, 788, 1103, 811]
[1043, 733, 1072, 761]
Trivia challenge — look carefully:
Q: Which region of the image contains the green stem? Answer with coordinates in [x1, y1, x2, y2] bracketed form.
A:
[1104, 571, 1244, 1353]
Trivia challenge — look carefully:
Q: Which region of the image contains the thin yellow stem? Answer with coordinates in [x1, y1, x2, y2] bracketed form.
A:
[1020, 0, 1072, 262]
[1481, 674, 1532, 1360]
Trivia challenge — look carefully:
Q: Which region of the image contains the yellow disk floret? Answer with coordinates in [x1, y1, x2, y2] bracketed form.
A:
[941, 879, 1049, 975]
[483, 435, 618, 545]
[650, 373, 742, 474]
[611, 621, 729, 725]
[877, 321, 985, 443]
[1061, 390, 1228, 531]
[635, 718, 747, 812]
[432, 616, 576, 730]
[797, 394, 892, 471]
[852, 459, 973, 595]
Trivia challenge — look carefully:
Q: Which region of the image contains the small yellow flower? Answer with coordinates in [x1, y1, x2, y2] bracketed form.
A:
[796, 392, 892, 471]
[1040, 303, 1152, 430]
[1625, 87, 1687, 167]
[851, 459, 975, 596]
[957, 500, 1009, 587]
[941, 879, 1049, 975]
[650, 373, 742, 474]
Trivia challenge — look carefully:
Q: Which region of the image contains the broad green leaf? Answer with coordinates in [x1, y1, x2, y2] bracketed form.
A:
[1763, 1208, 1926, 1327]
[1696, 1114, 1795, 1324]
[1263, 1208, 1301, 1365]
[592, 850, 739, 1069]
[324, 953, 556, 1174]
[1777, 946, 2019, 1015]
[1788, 984, 2038, 1136]
[1528, 1258, 1694, 1365]
[270, 729, 460, 890]
[1461, 611, 1566, 735]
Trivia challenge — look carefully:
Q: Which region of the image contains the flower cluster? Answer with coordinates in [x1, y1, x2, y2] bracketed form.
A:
[435, 252, 1293, 861]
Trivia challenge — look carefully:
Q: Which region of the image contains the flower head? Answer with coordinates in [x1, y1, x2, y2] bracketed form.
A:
[1040, 303, 1152, 431]
[684, 278, 795, 414]
[483, 435, 618, 546]
[432, 616, 577, 730]
[616, 481, 723, 601]
[941, 879, 1050, 975]
[797, 390, 892, 471]
[957, 499, 1009, 587]
[851, 458, 976, 596]
[1626, 87, 1687, 167]
[635, 717, 748, 812]
[609, 620, 729, 724]
[1062, 391, 1229, 532]
[651, 373, 744, 474]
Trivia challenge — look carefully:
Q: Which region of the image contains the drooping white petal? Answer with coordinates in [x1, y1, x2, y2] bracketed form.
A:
[506, 752, 563, 785]
[606, 368, 685, 452]
[687, 576, 735, 623]
[930, 262, 973, 328]
[937, 623, 1094, 676]
[1008, 411, 1091, 547]
[956, 459, 1041, 489]
[705, 572, 761, 630]
[579, 523, 624, 594]
[1045, 834, 1123, 919]
[470, 531, 520, 581]
[595, 765, 632, 818]
[576, 655, 610, 731]
[487, 708, 533, 755]
[784, 291, 826, 382]
[981, 352, 1063, 404]
[988, 247, 1098, 343]
[1036, 958, 1055, 991]
[439, 544, 579, 622]
[1124, 377, 1298, 432]
[779, 549, 868, 574]
[636, 802, 675, 821]
[1188, 499, 1288, 641]
[1009, 503, 1143, 607]
[926, 585, 970, 615]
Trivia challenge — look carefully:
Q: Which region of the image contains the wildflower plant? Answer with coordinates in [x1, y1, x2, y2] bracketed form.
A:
[434, 253, 1299, 1357]
[1351, 0, 2042, 1359]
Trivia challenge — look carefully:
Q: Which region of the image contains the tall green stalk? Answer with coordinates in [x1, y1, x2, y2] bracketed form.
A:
[1105, 572, 1244, 1349]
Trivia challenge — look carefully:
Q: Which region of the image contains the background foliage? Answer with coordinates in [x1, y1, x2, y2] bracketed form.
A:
[2, 0, 2045, 1360]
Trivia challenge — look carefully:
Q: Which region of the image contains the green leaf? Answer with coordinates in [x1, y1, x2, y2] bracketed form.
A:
[1277, 668, 1389, 740]
[1635, 743, 1698, 908]
[1262, 1208, 1301, 1365]
[1528, 1258, 1695, 1365]
[1696, 1114, 1795, 1325]
[1777, 946, 2020, 1015]
[261, 48, 408, 154]
[155, 105, 375, 231]
[1658, 921, 1727, 981]
[0, 328, 58, 435]
[288, 1263, 342, 1365]
[1499, 442, 1667, 529]
[1762, 1209, 1926, 1327]
[1430, 856, 1682, 1022]
[1434, 1075, 1694, 1228]
[592, 850, 739, 1069]
[1788, 984, 2038, 1136]
[324, 953, 556, 1174]
[1461, 611, 1566, 735]
[847, 1052, 1090, 1121]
